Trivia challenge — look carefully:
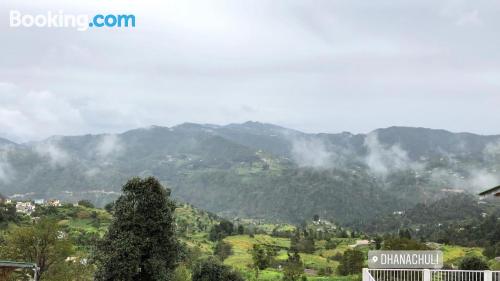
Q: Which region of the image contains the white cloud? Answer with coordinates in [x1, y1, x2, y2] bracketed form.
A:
[95, 134, 124, 158]
[0, 149, 14, 183]
[84, 167, 101, 177]
[291, 137, 334, 168]
[455, 10, 483, 26]
[1, 0, 500, 141]
[484, 140, 500, 157]
[468, 169, 499, 190]
[34, 139, 71, 167]
[364, 133, 421, 176]
[0, 84, 86, 142]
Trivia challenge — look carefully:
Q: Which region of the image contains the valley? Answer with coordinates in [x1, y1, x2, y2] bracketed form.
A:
[1, 122, 499, 225]
[1, 198, 498, 281]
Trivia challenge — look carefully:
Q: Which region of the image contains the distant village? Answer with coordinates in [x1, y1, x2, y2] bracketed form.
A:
[0, 197, 66, 216]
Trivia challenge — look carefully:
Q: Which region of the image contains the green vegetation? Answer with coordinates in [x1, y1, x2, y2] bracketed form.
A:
[282, 250, 304, 281]
[93, 177, 180, 281]
[0, 176, 498, 280]
[5, 124, 500, 227]
[484, 242, 500, 259]
[215, 241, 234, 262]
[337, 249, 364, 276]
[0, 177, 364, 280]
[192, 257, 244, 281]
[0, 201, 495, 281]
[459, 256, 490, 270]
[441, 245, 483, 265]
[0, 218, 74, 281]
[382, 237, 429, 250]
[364, 194, 500, 250]
[250, 244, 279, 278]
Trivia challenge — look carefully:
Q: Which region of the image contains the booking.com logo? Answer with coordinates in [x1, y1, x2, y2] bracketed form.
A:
[9, 10, 136, 31]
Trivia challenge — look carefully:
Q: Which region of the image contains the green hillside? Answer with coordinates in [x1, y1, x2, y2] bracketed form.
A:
[1, 199, 497, 281]
[1, 123, 500, 225]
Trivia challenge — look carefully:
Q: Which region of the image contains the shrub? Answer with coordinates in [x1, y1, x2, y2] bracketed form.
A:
[338, 249, 364, 275]
[192, 257, 244, 281]
[459, 256, 489, 270]
[325, 240, 338, 250]
[214, 241, 233, 261]
[77, 200, 95, 208]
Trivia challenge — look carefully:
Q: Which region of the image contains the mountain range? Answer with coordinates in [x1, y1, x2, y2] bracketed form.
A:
[0, 122, 499, 224]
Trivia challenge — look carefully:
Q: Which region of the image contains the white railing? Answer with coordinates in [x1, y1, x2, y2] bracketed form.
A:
[364, 269, 500, 281]
[431, 270, 489, 281]
[493, 271, 500, 281]
[366, 269, 424, 281]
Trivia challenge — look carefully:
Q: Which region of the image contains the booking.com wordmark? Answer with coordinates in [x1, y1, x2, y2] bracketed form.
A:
[9, 10, 136, 31]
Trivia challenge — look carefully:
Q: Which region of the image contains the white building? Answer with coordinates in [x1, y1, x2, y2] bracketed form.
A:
[16, 201, 36, 215]
[47, 199, 61, 207]
[34, 199, 45, 205]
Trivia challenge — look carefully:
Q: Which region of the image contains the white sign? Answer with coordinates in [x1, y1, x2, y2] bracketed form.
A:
[368, 251, 443, 269]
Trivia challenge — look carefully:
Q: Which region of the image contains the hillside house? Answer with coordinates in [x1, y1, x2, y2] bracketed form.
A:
[47, 199, 61, 207]
[34, 199, 45, 205]
[15, 202, 35, 215]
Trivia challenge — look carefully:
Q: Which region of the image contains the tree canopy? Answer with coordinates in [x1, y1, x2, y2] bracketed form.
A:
[192, 257, 244, 281]
[94, 177, 180, 281]
[0, 218, 73, 281]
[337, 249, 364, 276]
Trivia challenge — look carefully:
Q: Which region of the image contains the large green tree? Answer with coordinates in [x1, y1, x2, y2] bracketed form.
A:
[249, 244, 278, 278]
[282, 249, 304, 281]
[0, 218, 73, 281]
[94, 177, 180, 281]
[214, 241, 233, 262]
[337, 249, 364, 276]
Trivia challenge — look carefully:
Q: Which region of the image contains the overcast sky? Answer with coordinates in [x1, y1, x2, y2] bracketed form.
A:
[1, 0, 499, 142]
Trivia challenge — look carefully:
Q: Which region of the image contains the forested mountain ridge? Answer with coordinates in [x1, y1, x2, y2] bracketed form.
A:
[362, 193, 485, 231]
[0, 122, 499, 224]
[0, 138, 16, 147]
[361, 193, 500, 247]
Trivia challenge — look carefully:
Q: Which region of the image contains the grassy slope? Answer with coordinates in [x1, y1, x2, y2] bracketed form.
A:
[26, 204, 494, 281]
[440, 245, 484, 265]
[222, 234, 375, 280]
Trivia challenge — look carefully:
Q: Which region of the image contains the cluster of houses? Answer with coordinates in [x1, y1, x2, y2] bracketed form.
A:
[1, 198, 62, 216]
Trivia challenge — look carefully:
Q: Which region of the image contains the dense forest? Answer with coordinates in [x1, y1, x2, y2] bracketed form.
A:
[1, 123, 500, 225]
[1, 178, 499, 281]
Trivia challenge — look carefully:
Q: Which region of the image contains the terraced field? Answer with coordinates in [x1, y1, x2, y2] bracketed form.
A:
[10, 203, 494, 281]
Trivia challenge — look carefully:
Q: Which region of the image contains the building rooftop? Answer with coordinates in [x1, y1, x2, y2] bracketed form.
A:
[0, 261, 37, 269]
[479, 185, 500, 196]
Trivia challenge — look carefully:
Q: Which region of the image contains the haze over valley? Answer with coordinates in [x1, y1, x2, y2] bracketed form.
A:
[1, 122, 498, 225]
